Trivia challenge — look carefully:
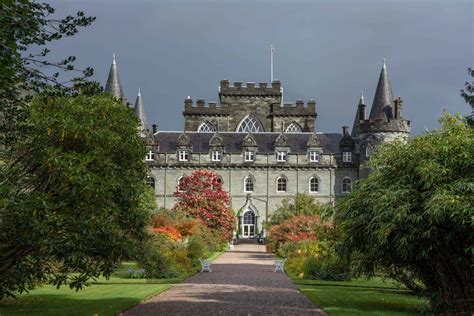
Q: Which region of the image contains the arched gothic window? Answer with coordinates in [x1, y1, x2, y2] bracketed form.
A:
[198, 121, 216, 133]
[237, 115, 264, 133]
[177, 176, 185, 192]
[146, 176, 155, 189]
[342, 178, 352, 193]
[244, 176, 254, 192]
[276, 176, 287, 192]
[309, 177, 319, 193]
[366, 145, 373, 158]
[285, 122, 302, 133]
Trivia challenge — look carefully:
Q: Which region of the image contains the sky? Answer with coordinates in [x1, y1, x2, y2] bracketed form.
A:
[47, 0, 473, 134]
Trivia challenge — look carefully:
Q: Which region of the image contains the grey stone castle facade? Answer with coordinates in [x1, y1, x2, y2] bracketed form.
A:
[104, 56, 410, 238]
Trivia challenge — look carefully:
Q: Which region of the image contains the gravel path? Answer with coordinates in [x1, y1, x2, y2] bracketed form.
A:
[123, 243, 326, 316]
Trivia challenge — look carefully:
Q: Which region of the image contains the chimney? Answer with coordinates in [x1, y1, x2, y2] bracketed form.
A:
[152, 124, 158, 134]
[342, 126, 349, 135]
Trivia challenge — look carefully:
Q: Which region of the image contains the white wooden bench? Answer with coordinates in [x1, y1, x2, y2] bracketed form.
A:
[274, 258, 287, 272]
[199, 259, 212, 272]
[228, 242, 234, 250]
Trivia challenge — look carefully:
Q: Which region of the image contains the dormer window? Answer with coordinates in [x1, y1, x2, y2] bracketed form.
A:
[244, 150, 255, 162]
[178, 150, 189, 162]
[276, 151, 287, 162]
[211, 150, 222, 162]
[342, 151, 352, 163]
[146, 150, 155, 161]
[309, 151, 320, 162]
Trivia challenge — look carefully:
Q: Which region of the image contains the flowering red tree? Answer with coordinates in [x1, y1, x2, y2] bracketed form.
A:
[173, 170, 236, 240]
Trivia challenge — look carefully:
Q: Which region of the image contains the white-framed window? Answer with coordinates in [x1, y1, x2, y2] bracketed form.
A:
[342, 178, 352, 193]
[146, 150, 155, 161]
[366, 145, 373, 158]
[285, 122, 302, 133]
[276, 151, 287, 162]
[146, 176, 155, 189]
[244, 150, 255, 162]
[211, 150, 221, 162]
[309, 151, 320, 162]
[309, 177, 319, 193]
[197, 121, 216, 133]
[177, 176, 185, 192]
[276, 177, 287, 192]
[178, 150, 189, 162]
[237, 115, 264, 133]
[342, 151, 352, 163]
[244, 176, 254, 192]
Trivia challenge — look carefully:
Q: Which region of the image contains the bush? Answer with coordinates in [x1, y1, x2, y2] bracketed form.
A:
[139, 240, 180, 279]
[303, 256, 350, 281]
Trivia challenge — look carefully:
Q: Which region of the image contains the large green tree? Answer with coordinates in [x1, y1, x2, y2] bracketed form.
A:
[0, 94, 149, 298]
[336, 114, 473, 314]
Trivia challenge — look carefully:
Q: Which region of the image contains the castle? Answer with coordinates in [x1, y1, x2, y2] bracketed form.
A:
[104, 56, 410, 238]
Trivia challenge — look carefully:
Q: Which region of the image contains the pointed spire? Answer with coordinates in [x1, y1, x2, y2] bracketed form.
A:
[134, 88, 148, 137]
[369, 59, 394, 120]
[359, 90, 365, 105]
[105, 53, 127, 103]
[352, 91, 367, 138]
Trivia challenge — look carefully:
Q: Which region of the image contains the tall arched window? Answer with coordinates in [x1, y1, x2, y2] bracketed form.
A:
[197, 121, 216, 132]
[237, 115, 264, 133]
[177, 176, 185, 192]
[244, 176, 254, 192]
[276, 176, 287, 192]
[285, 122, 302, 133]
[146, 176, 155, 189]
[309, 177, 319, 193]
[342, 178, 352, 193]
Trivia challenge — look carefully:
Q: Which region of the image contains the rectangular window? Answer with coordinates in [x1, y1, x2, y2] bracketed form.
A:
[146, 150, 155, 161]
[343, 151, 352, 163]
[178, 150, 189, 162]
[244, 151, 255, 162]
[276, 151, 287, 162]
[309, 151, 319, 162]
[211, 150, 221, 162]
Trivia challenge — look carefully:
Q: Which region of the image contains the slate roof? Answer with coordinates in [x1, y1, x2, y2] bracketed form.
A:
[105, 54, 126, 102]
[369, 61, 394, 120]
[134, 89, 148, 134]
[153, 132, 343, 154]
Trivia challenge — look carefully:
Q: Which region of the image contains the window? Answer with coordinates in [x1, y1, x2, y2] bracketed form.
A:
[237, 115, 264, 133]
[366, 146, 373, 158]
[309, 177, 319, 193]
[342, 178, 352, 193]
[309, 151, 320, 162]
[244, 151, 255, 162]
[285, 122, 302, 133]
[177, 176, 185, 192]
[244, 177, 254, 192]
[198, 121, 216, 133]
[146, 176, 155, 189]
[276, 151, 287, 162]
[342, 151, 352, 163]
[276, 177, 287, 192]
[146, 150, 155, 161]
[211, 150, 221, 162]
[178, 150, 189, 162]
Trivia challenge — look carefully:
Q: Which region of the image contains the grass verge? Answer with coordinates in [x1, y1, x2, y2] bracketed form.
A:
[291, 276, 429, 316]
[0, 252, 223, 316]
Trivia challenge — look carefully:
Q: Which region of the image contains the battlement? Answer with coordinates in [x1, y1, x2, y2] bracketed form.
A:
[272, 99, 316, 116]
[219, 80, 282, 96]
[359, 117, 411, 134]
[183, 98, 230, 115]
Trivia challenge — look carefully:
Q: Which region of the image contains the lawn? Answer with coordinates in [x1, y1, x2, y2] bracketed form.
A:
[292, 276, 429, 316]
[0, 252, 223, 316]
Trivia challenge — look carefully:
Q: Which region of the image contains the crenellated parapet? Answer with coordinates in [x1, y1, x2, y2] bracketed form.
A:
[219, 80, 282, 97]
[183, 98, 230, 116]
[272, 99, 316, 117]
[358, 117, 410, 134]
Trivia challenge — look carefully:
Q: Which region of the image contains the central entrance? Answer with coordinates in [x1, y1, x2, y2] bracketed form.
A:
[242, 210, 256, 238]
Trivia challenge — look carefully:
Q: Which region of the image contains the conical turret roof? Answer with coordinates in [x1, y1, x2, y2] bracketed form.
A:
[369, 60, 394, 120]
[105, 53, 126, 102]
[134, 88, 148, 137]
[351, 91, 365, 137]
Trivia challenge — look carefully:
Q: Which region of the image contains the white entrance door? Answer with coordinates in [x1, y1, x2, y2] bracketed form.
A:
[242, 210, 256, 238]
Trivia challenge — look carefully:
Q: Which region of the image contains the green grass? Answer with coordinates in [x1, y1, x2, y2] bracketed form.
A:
[292, 276, 429, 316]
[0, 252, 223, 316]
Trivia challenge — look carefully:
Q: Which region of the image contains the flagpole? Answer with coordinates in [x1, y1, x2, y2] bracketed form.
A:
[270, 44, 274, 82]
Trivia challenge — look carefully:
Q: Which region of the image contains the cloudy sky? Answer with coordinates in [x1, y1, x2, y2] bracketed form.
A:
[48, 0, 472, 134]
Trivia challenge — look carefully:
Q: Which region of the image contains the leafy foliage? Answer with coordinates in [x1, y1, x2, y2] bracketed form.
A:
[336, 113, 474, 314]
[0, 95, 149, 298]
[173, 170, 236, 240]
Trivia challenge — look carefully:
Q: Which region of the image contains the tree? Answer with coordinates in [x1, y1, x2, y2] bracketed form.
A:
[173, 170, 236, 240]
[336, 113, 473, 314]
[460, 67, 474, 125]
[0, 94, 149, 298]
